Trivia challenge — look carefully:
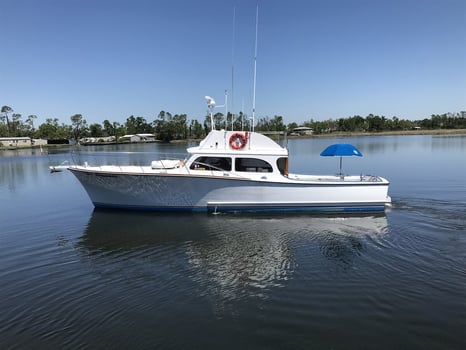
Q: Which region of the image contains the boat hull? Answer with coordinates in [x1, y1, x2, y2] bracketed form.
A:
[69, 168, 390, 213]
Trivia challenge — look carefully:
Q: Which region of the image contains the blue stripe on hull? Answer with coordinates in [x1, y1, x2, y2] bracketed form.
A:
[206, 204, 386, 213]
[93, 202, 207, 212]
[93, 202, 386, 213]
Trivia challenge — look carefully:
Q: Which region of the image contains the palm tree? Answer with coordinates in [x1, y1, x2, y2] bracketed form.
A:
[1, 105, 13, 136]
[25, 115, 37, 136]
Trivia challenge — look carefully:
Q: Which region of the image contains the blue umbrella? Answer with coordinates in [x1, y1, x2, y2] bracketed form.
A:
[320, 144, 363, 175]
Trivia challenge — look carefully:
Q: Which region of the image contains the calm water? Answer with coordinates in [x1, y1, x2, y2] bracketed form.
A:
[1, 135, 465, 349]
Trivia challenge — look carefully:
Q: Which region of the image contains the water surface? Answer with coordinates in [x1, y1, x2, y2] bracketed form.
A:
[1, 135, 465, 349]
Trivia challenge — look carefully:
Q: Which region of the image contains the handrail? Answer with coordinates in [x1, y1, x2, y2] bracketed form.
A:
[69, 150, 188, 167]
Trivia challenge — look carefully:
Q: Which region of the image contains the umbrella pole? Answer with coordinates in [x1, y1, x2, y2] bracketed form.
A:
[339, 156, 342, 175]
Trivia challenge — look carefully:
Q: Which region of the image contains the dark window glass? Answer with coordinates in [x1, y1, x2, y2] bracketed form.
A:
[277, 157, 288, 175]
[190, 157, 232, 171]
[235, 158, 273, 172]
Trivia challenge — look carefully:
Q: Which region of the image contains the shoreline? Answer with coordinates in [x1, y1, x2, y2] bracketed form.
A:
[180, 128, 466, 143]
[1, 129, 465, 151]
[291, 128, 466, 139]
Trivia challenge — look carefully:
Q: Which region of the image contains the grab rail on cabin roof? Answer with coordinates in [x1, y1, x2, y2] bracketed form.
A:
[69, 150, 187, 167]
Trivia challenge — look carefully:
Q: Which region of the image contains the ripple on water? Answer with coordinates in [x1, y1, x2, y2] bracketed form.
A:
[1, 203, 465, 349]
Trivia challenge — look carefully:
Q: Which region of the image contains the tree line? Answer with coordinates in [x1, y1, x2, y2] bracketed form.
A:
[1, 105, 465, 142]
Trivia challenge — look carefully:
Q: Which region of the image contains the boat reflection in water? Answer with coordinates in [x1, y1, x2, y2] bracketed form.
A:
[79, 210, 388, 305]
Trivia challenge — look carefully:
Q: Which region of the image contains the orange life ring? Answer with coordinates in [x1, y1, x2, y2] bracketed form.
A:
[229, 132, 247, 149]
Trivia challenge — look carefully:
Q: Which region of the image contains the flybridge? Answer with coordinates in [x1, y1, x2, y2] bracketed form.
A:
[187, 130, 288, 155]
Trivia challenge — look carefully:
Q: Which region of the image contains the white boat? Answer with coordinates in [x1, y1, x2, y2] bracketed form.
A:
[68, 129, 391, 213]
[69, 9, 390, 213]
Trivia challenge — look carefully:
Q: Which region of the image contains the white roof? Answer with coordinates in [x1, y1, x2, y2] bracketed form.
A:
[293, 126, 313, 131]
[187, 130, 288, 156]
[121, 134, 155, 138]
[0, 137, 31, 141]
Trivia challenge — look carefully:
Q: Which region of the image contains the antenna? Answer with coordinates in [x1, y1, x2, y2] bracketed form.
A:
[231, 6, 236, 131]
[241, 99, 244, 131]
[205, 96, 216, 131]
[205, 92, 227, 131]
[252, 5, 259, 132]
[224, 90, 228, 129]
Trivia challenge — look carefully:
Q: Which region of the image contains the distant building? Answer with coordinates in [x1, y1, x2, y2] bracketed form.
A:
[120, 135, 139, 143]
[34, 139, 48, 146]
[291, 127, 314, 135]
[80, 136, 116, 144]
[47, 139, 70, 145]
[119, 134, 156, 143]
[136, 133, 156, 141]
[0, 137, 32, 148]
[0, 137, 50, 148]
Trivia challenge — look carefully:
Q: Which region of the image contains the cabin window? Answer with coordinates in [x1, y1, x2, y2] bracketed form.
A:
[277, 157, 289, 176]
[190, 156, 232, 171]
[235, 158, 273, 173]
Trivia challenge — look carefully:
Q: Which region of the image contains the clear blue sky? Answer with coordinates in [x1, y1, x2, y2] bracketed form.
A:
[2, 0, 465, 126]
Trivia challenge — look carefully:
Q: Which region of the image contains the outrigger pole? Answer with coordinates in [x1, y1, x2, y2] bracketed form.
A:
[252, 5, 259, 132]
[231, 6, 236, 131]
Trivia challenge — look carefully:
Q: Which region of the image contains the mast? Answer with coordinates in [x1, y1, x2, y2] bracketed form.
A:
[252, 5, 259, 132]
[224, 89, 228, 129]
[231, 6, 236, 131]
